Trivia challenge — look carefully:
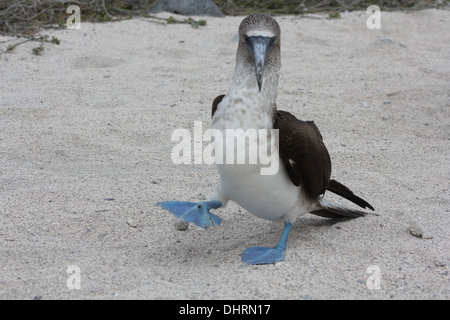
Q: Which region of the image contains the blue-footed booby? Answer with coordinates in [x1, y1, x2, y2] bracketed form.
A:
[158, 13, 374, 265]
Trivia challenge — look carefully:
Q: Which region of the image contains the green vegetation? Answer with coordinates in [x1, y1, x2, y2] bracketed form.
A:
[1, 33, 59, 55]
[1, 0, 447, 37]
[167, 16, 207, 28]
[0, 0, 447, 54]
[215, 0, 447, 15]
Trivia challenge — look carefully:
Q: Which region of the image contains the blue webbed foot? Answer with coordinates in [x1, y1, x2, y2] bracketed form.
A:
[241, 246, 285, 265]
[156, 200, 222, 229]
[241, 222, 293, 265]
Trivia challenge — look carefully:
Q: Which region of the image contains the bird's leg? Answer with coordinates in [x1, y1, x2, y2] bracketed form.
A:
[156, 200, 222, 230]
[241, 222, 293, 265]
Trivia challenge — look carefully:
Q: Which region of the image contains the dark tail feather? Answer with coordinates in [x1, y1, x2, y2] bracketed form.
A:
[327, 179, 374, 211]
[310, 198, 367, 219]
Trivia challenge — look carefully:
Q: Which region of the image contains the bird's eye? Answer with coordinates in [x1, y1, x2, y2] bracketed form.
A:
[244, 35, 250, 43]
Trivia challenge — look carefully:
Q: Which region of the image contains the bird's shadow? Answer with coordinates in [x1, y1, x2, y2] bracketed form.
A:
[242, 215, 357, 248]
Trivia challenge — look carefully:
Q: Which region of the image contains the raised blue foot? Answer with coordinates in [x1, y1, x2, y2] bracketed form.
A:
[156, 200, 222, 229]
[241, 223, 292, 265]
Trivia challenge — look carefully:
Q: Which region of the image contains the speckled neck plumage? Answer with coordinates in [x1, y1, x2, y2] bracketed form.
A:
[212, 14, 281, 130]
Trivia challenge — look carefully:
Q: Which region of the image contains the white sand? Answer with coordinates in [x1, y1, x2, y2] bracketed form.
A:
[0, 9, 449, 300]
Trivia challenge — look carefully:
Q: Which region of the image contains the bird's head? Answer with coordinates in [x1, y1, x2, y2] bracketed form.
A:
[238, 13, 281, 92]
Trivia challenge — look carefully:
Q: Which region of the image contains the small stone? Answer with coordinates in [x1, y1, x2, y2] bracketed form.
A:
[408, 221, 423, 238]
[174, 220, 189, 231]
[299, 294, 315, 300]
[434, 261, 446, 268]
[126, 219, 138, 228]
[198, 193, 207, 200]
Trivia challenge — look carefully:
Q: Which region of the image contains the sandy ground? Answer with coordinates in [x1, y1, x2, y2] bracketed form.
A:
[0, 9, 449, 300]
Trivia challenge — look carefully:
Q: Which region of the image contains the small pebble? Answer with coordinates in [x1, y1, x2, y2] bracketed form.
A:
[408, 221, 433, 239]
[126, 219, 138, 228]
[299, 294, 315, 300]
[408, 221, 423, 238]
[174, 220, 189, 231]
[434, 261, 446, 268]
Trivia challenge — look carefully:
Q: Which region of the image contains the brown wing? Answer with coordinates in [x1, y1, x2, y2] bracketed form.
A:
[274, 110, 331, 199]
[212, 94, 225, 118]
[327, 179, 374, 210]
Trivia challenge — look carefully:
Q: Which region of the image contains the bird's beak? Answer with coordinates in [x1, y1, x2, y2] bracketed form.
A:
[245, 36, 275, 92]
